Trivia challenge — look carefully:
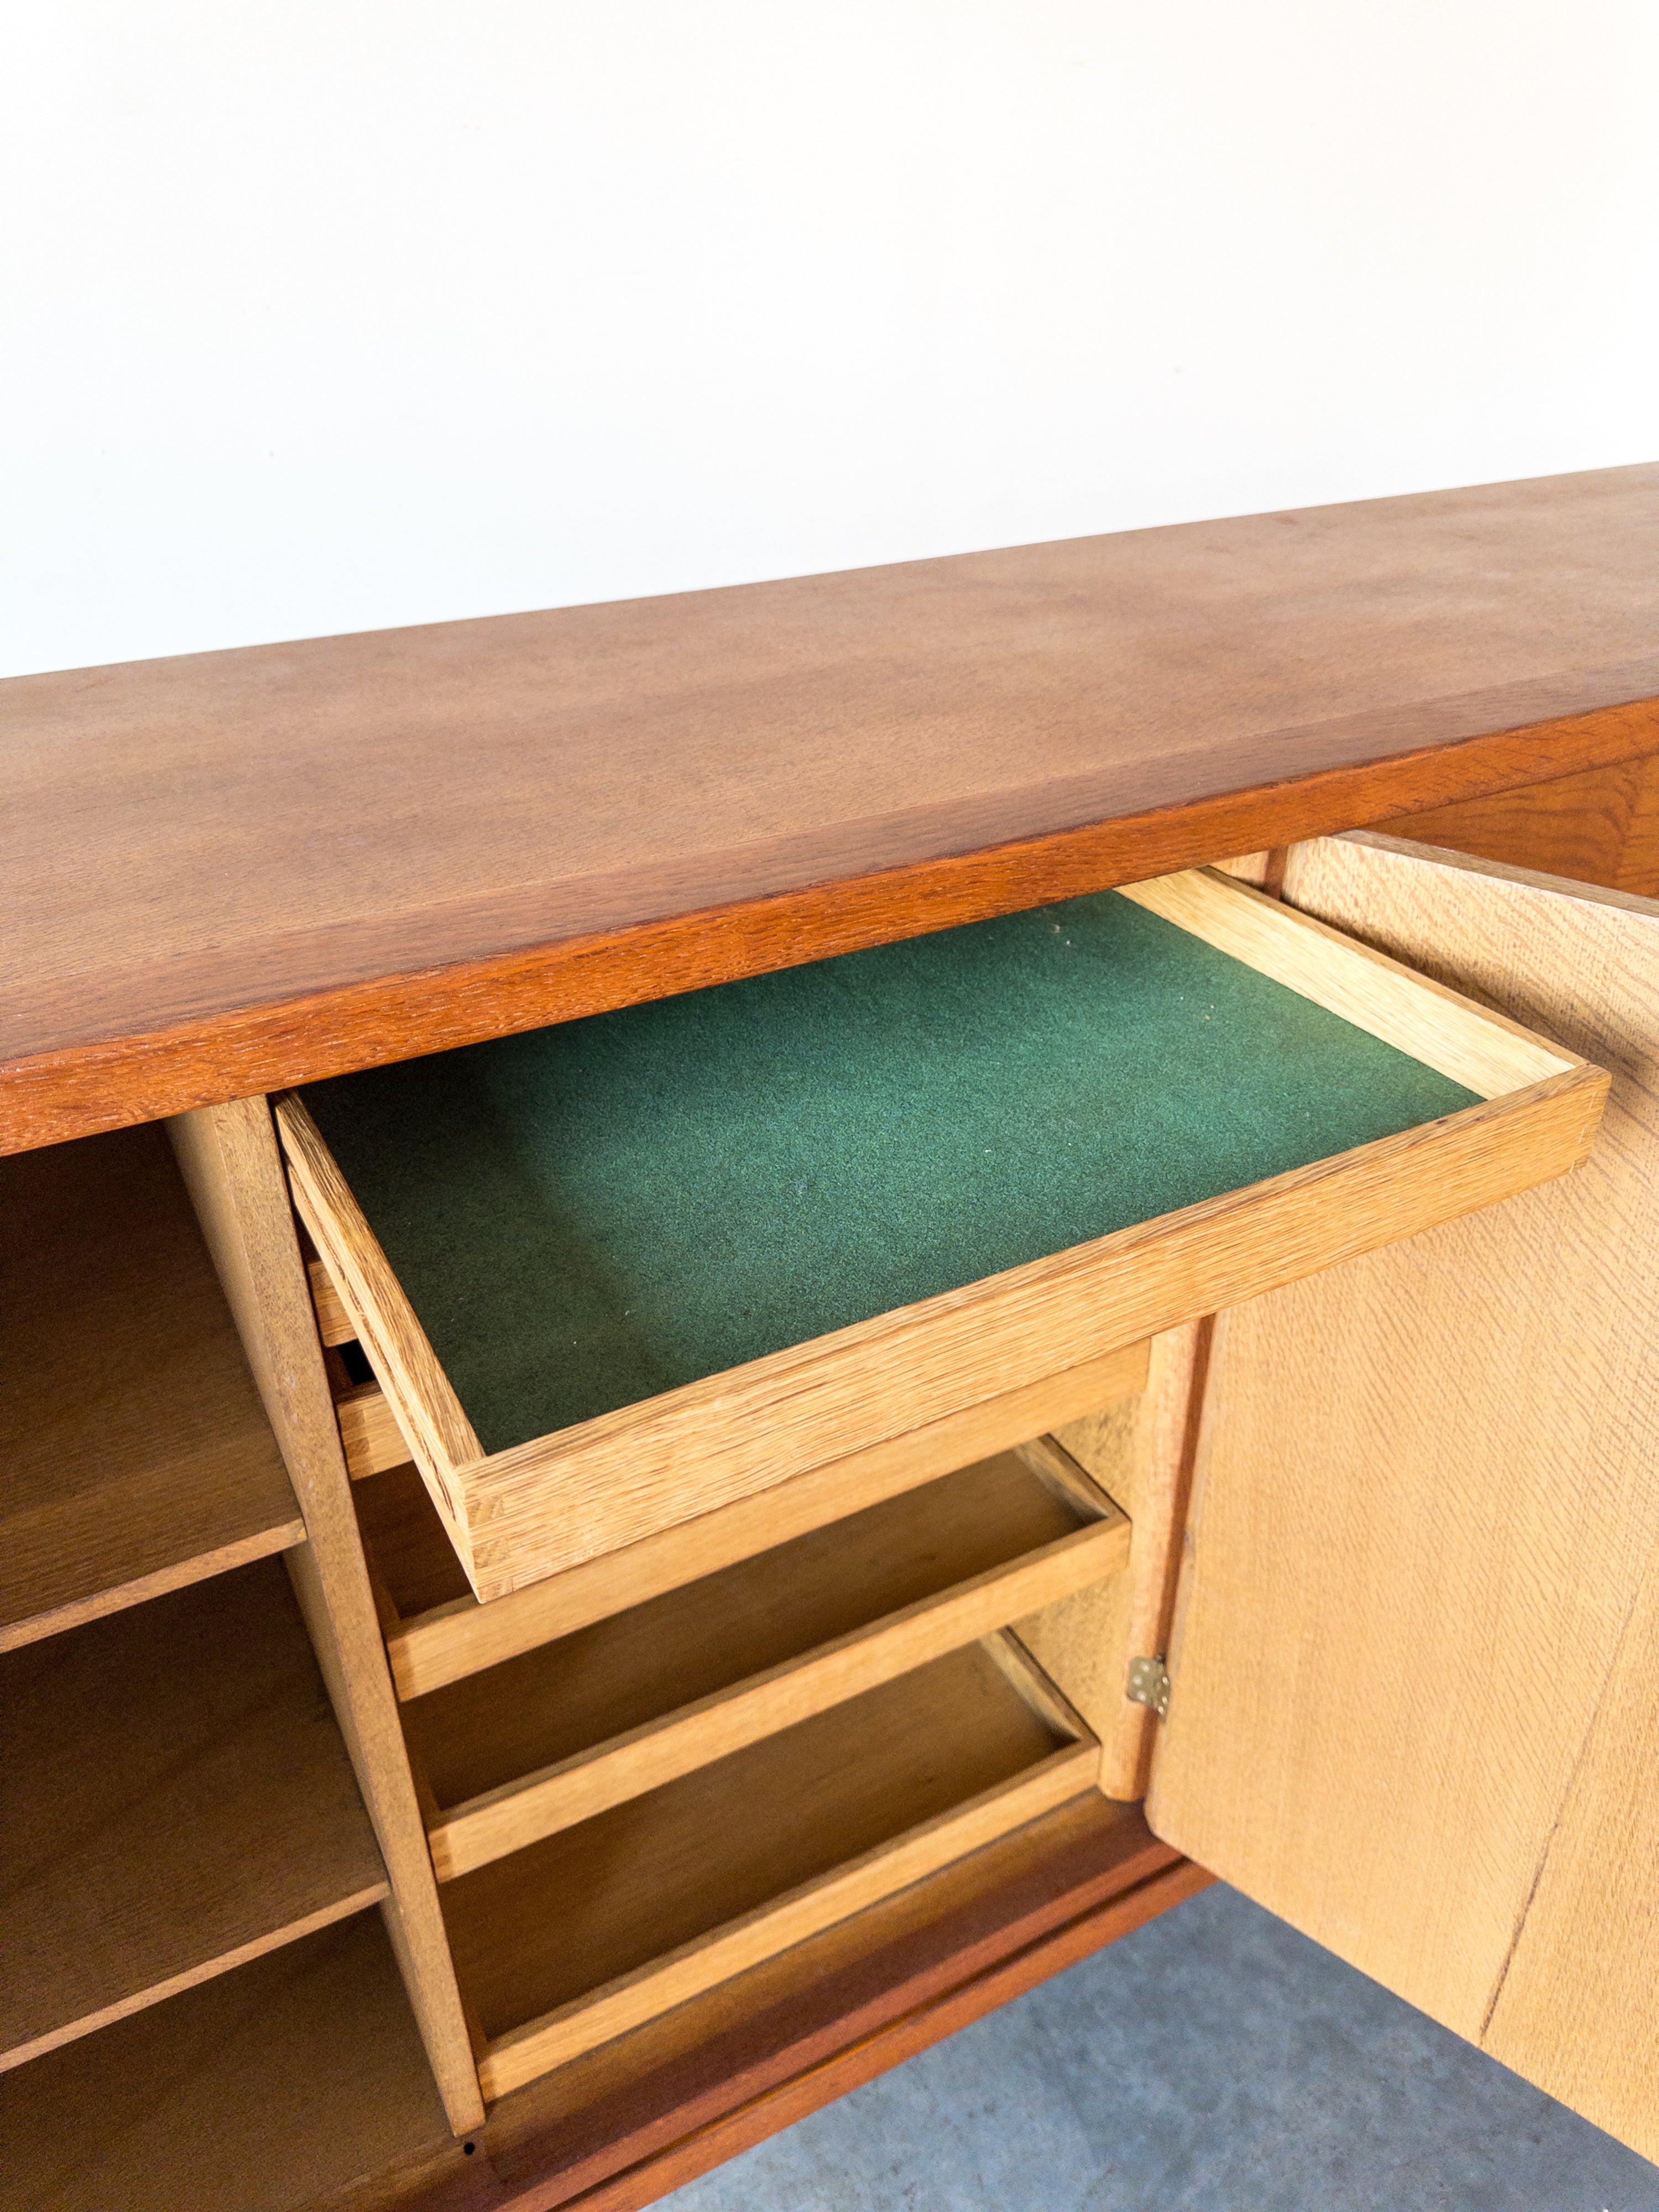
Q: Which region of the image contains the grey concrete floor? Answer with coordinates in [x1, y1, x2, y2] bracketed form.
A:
[666, 1883, 1657, 2211]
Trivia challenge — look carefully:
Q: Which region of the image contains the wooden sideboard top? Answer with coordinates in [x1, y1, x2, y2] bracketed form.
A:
[4, 462, 1656, 1153]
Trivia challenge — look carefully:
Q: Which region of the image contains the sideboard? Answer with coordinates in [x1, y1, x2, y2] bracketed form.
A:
[3, 463, 1655, 2209]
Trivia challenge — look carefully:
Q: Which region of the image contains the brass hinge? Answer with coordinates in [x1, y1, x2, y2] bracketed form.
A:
[1126, 1655, 1171, 1720]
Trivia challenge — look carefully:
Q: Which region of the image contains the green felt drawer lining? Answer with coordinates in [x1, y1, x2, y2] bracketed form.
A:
[300, 888, 1477, 1455]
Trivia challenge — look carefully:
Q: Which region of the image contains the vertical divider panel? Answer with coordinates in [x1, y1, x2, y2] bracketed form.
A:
[168, 1098, 487, 2135]
[1017, 1321, 1211, 1801]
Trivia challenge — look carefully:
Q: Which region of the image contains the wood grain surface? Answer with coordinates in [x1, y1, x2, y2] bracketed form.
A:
[412, 1454, 1126, 1880]
[1483, 1528, 1659, 2157]
[0, 1911, 450, 2212]
[308, 1795, 1198, 2212]
[1146, 834, 1659, 2075]
[336, 1378, 418, 1481]
[285, 869, 1604, 1600]
[0, 1559, 385, 2070]
[1371, 745, 1659, 896]
[374, 1340, 1149, 1700]
[309, 1256, 355, 1345]
[169, 1099, 487, 2133]
[1019, 1321, 1212, 1799]
[4, 467, 1655, 1151]
[0, 1122, 301, 1649]
[445, 1639, 1095, 2096]
[1118, 867, 1572, 1096]
[278, 1095, 482, 1488]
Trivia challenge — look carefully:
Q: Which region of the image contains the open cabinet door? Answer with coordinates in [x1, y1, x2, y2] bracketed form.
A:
[1145, 831, 1659, 2159]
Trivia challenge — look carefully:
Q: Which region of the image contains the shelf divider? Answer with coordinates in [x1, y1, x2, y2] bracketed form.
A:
[169, 1097, 487, 2135]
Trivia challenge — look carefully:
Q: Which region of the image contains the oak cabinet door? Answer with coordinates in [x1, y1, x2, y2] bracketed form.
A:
[1145, 831, 1659, 2159]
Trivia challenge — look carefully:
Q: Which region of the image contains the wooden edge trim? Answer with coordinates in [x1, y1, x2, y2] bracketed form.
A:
[385, 1340, 1152, 1698]
[310, 1256, 356, 1346]
[166, 1098, 488, 2136]
[360, 1812, 1206, 2212]
[0, 1884, 389, 2078]
[335, 1382, 413, 1483]
[1335, 827, 1659, 921]
[6, 692, 1654, 1155]
[1011, 1434, 1125, 1521]
[275, 1093, 482, 1504]
[554, 1860, 1217, 2212]
[457, 1064, 1608, 1588]
[984, 1630, 1101, 1747]
[1106, 1316, 1215, 1803]
[425, 1522, 1129, 1882]
[1119, 865, 1578, 1095]
[477, 1754, 1100, 2100]
[0, 1515, 308, 1655]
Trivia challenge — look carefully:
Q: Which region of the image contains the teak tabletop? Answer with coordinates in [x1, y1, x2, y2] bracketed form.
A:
[5, 463, 1655, 1154]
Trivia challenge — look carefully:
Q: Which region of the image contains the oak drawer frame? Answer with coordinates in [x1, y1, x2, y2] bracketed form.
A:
[409, 1438, 1129, 1882]
[456, 1631, 1099, 2099]
[353, 1337, 1150, 1702]
[276, 866, 1607, 1604]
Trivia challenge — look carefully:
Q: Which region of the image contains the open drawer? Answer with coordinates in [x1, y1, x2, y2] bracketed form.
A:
[278, 866, 1608, 1601]
[347, 1341, 1150, 1700]
[439, 1632, 1097, 2098]
[397, 1437, 1125, 1879]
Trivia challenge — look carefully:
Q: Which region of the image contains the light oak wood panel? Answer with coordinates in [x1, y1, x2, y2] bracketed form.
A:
[444, 1637, 1097, 2097]
[1018, 1321, 1211, 1799]
[0, 1122, 301, 1651]
[372, 1340, 1151, 1700]
[0, 1911, 450, 2212]
[0, 1560, 385, 2070]
[1119, 866, 1572, 1096]
[167, 1099, 486, 2133]
[1371, 746, 1659, 898]
[309, 1254, 354, 1345]
[1483, 1536, 1659, 2157]
[335, 1377, 411, 1481]
[411, 1450, 1127, 1880]
[279, 872, 1604, 1603]
[1147, 833, 1659, 2049]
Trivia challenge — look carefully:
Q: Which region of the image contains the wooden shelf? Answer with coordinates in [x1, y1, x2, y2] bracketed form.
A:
[321, 1794, 1201, 2212]
[0, 1124, 302, 1651]
[443, 1635, 1098, 2098]
[352, 1337, 1150, 1704]
[406, 1443, 1129, 1880]
[0, 1559, 388, 2070]
[0, 1911, 448, 2212]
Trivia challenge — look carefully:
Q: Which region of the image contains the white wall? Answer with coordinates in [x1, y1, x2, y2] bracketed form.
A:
[4, 2, 1655, 677]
